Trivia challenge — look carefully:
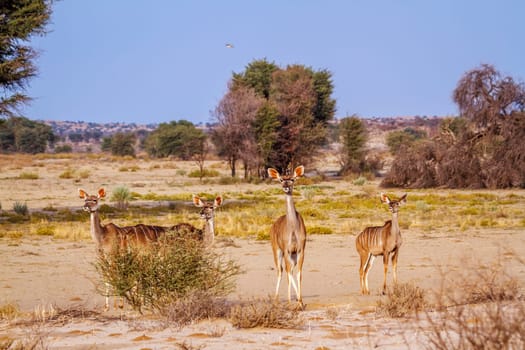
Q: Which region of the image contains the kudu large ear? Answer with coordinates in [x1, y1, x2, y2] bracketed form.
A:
[214, 195, 223, 208]
[98, 188, 106, 199]
[193, 195, 204, 207]
[79, 189, 88, 199]
[293, 165, 305, 179]
[380, 192, 391, 204]
[267, 168, 280, 180]
[399, 194, 407, 205]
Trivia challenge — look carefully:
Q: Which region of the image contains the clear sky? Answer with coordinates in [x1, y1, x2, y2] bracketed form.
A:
[22, 0, 525, 125]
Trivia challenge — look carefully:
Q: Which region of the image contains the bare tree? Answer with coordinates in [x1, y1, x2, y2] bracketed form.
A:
[212, 83, 264, 177]
[453, 63, 525, 133]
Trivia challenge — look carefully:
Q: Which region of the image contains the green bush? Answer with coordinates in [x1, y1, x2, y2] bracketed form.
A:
[13, 202, 28, 216]
[110, 186, 131, 210]
[59, 169, 75, 179]
[95, 235, 240, 313]
[308, 226, 333, 235]
[18, 172, 38, 180]
[187, 169, 220, 178]
[353, 176, 367, 186]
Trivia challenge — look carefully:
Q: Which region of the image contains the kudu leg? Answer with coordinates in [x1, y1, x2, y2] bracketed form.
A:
[285, 254, 299, 302]
[296, 250, 305, 305]
[363, 254, 375, 295]
[382, 253, 390, 294]
[274, 249, 284, 299]
[391, 248, 400, 285]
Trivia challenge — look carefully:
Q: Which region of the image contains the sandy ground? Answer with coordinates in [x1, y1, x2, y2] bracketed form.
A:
[1, 156, 524, 348]
[1, 228, 524, 349]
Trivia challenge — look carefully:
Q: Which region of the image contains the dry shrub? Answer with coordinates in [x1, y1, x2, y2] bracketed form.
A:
[423, 256, 525, 349]
[0, 335, 47, 350]
[229, 297, 304, 329]
[0, 302, 20, 320]
[381, 141, 437, 188]
[439, 256, 522, 307]
[424, 299, 525, 349]
[376, 282, 427, 318]
[162, 290, 230, 327]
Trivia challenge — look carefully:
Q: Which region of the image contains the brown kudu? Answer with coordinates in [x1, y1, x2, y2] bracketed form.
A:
[355, 193, 406, 295]
[268, 166, 307, 307]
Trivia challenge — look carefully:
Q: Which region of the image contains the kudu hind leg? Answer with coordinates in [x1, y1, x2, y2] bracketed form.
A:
[274, 249, 284, 299]
[391, 248, 400, 285]
[285, 253, 299, 302]
[363, 254, 375, 295]
[382, 253, 390, 294]
[296, 249, 305, 304]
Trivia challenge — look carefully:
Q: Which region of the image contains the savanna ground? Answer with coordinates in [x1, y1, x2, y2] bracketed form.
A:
[1, 153, 524, 349]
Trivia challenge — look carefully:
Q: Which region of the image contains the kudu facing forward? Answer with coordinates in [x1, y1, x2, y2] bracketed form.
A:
[268, 166, 307, 307]
[355, 193, 406, 295]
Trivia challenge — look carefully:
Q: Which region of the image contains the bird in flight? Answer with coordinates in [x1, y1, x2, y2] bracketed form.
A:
[225, 43, 234, 48]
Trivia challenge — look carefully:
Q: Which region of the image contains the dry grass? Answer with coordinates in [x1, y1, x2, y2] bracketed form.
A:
[1, 154, 525, 241]
[229, 297, 304, 329]
[0, 302, 21, 320]
[162, 291, 230, 328]
[376, 282, 428, 318]
[419, 255, 525, 349]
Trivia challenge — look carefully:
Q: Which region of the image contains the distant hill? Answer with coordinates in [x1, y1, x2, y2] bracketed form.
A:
[42, 116, 445, 153]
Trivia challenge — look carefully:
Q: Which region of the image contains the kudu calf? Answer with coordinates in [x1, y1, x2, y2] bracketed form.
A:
[355, 193, 406, 295]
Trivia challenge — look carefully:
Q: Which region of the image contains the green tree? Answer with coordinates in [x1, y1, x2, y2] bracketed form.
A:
[232, 58, 278, 99]
[218, 59, 336, 174]
[0, 0, 52, 117]
[106, 132, 136, 157]
[386, 127, 427, 154]
[0, 116, 53, 153]
[338, 116, 367, 175]
[144, 120, 206, 160]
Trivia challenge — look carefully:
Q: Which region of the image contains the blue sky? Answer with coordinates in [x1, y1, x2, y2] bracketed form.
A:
[23, 0, 525, 125]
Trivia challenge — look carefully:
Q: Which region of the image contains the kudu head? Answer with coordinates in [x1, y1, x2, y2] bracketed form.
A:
[79, 188, 106, 213]
[380, 193, 407, 214]
[192, 194, 222, 224]
[267, 165, 304, 195]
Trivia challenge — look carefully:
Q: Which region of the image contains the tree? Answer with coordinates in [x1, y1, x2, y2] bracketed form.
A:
[453, 64, 525, 133]
[212, 84, 264, 177]
[107, 132, 136, 157]
[144, 120, 206, 160]
[338, 116, 367, 175]
[232, 58, 278, 99]
[386, 127, 427, 154]
[0, 116, 54, 153]
[0, 0, 52, 117]
[384, 64, 525, 189]
[453, 64, 525, 187]
[215, 59, 336, 175]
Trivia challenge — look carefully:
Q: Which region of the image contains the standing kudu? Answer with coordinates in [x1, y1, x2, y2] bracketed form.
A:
[268, 166, 307, 307]
[356, 193, 406, 295]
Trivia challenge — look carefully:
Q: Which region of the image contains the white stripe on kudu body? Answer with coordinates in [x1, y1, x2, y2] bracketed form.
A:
[268, 166, 307, 308]
[355, 193, 406, 295]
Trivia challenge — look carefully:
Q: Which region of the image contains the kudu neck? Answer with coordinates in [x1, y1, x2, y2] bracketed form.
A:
[391, 211, 400, 233]
[204, 217, 215, 244]
[284, 192, 299, 224]
[89, 210, 104, 247]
